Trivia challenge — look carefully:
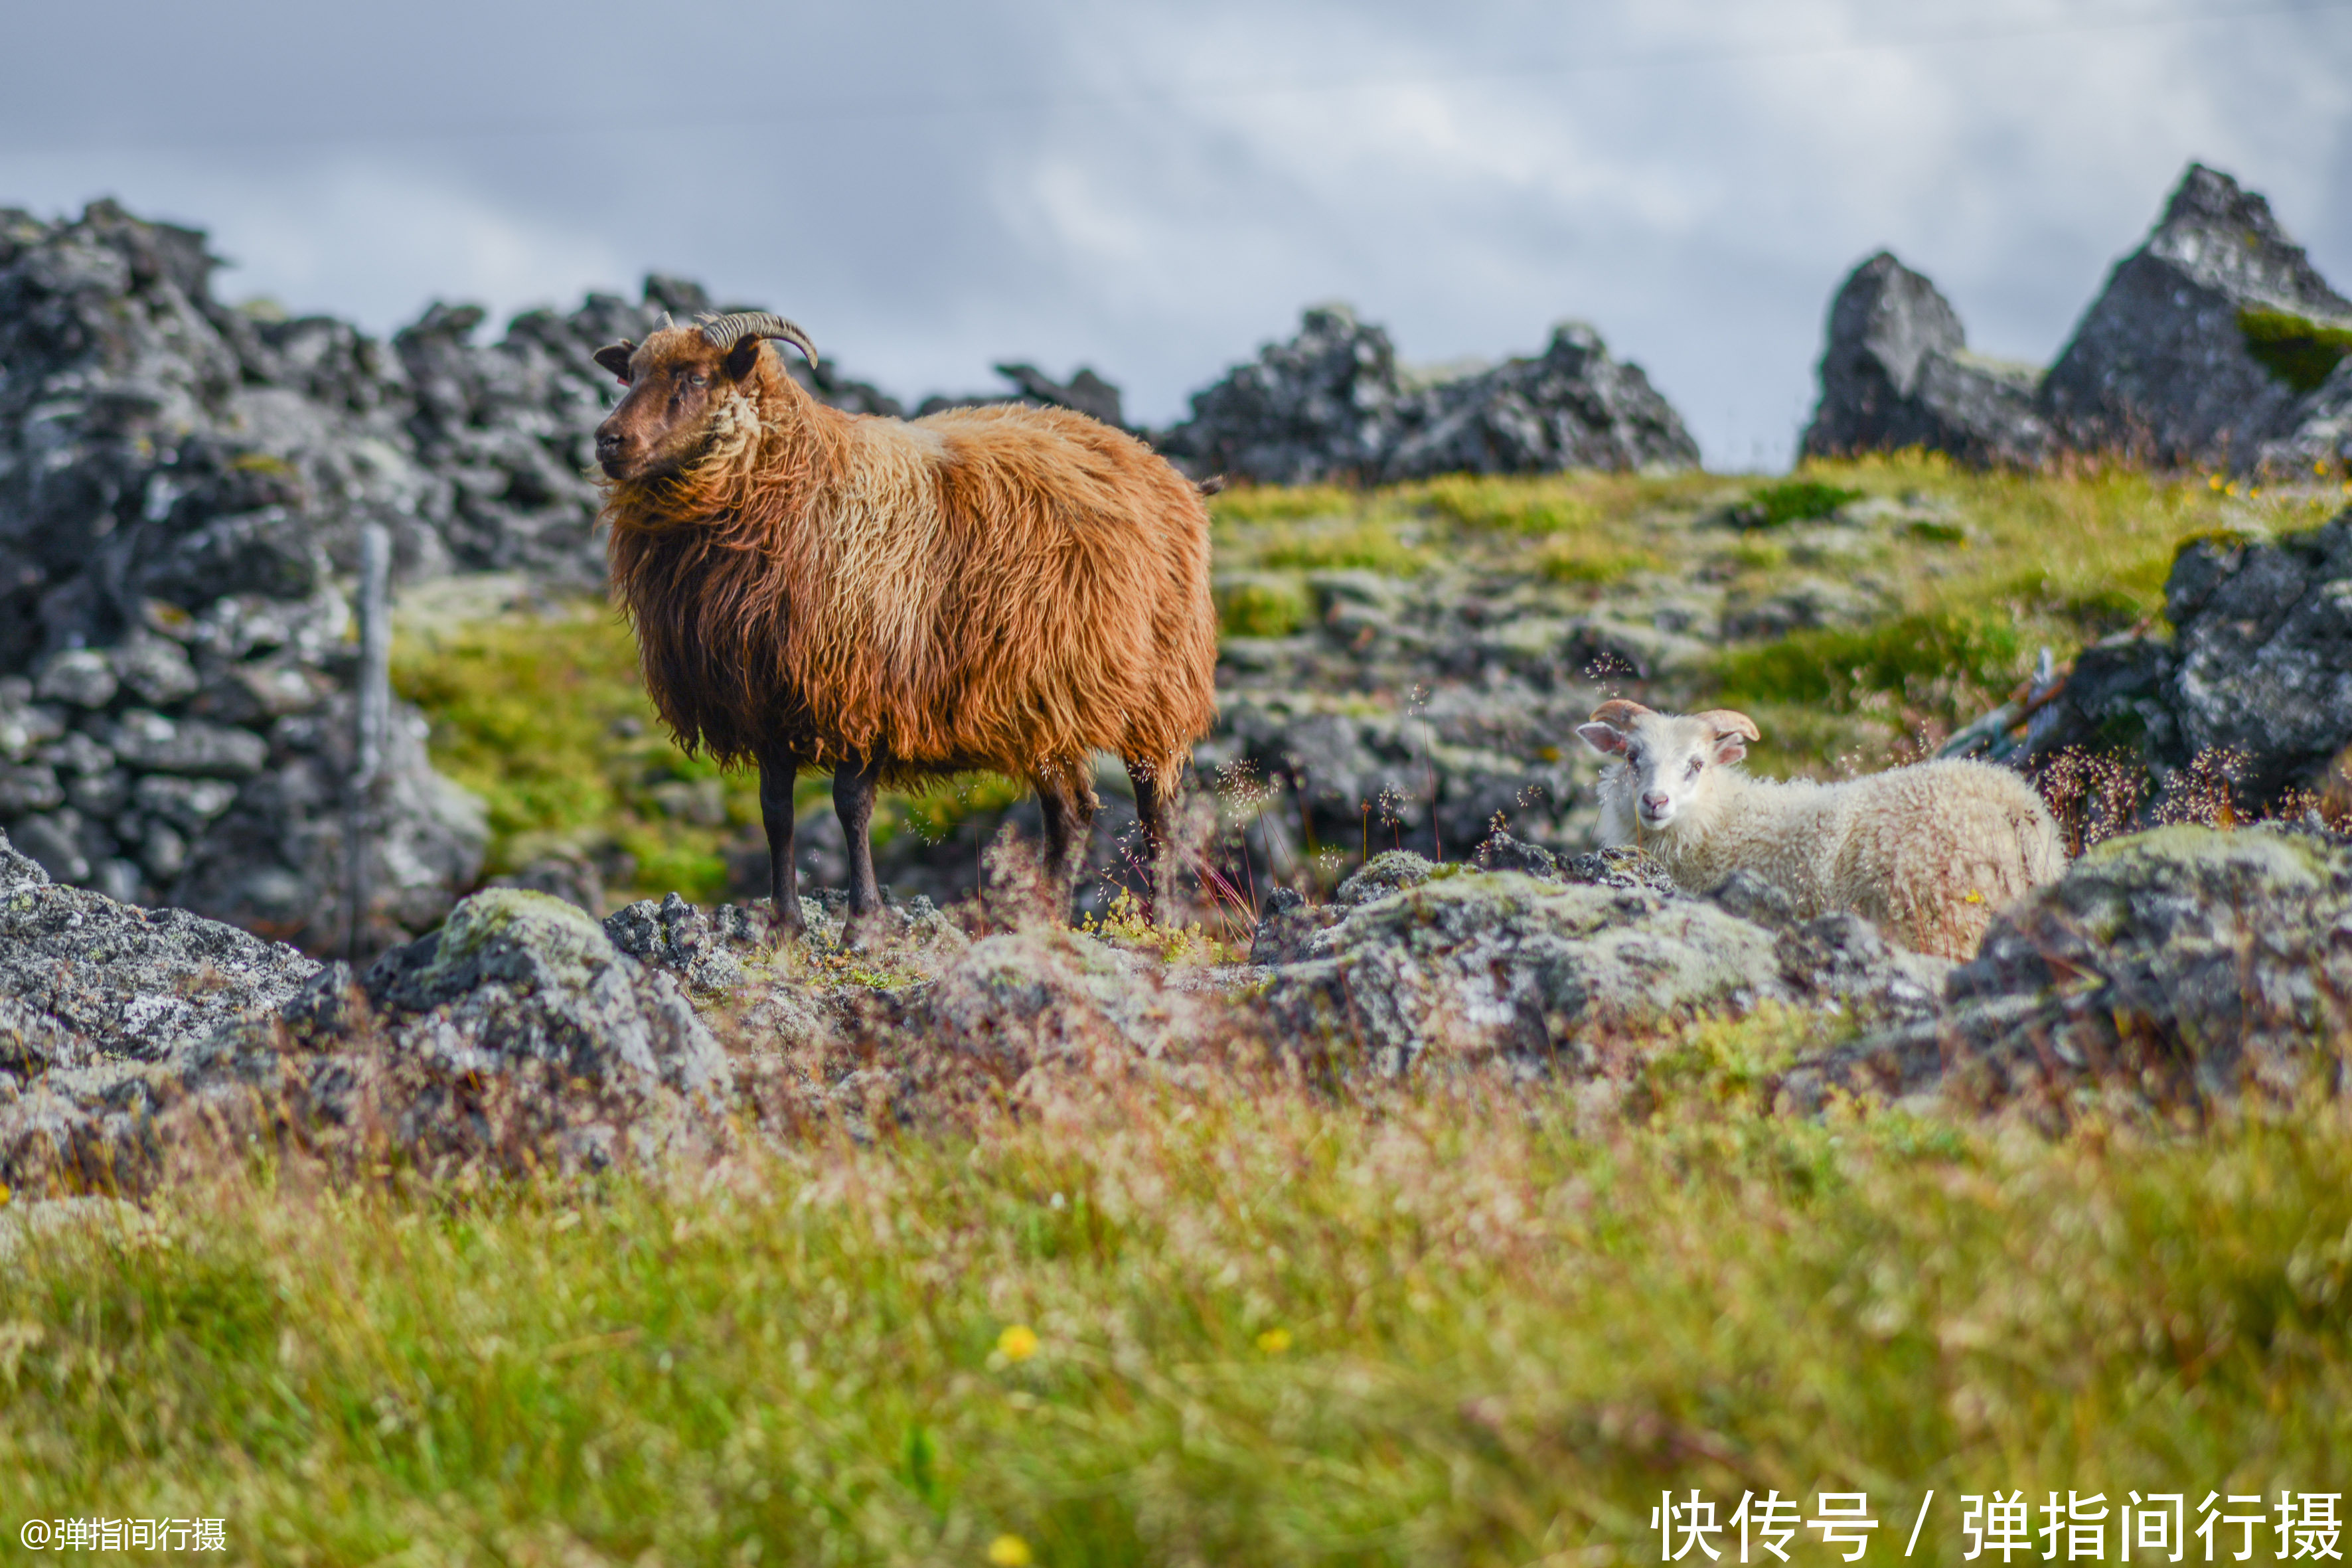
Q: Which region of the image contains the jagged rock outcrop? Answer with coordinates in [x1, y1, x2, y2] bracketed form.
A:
[1798, 252, 2049, 466]
[1790, 824, 2352, 1112]
[915, 362, 1127, 427]
[0, 846, 740, 1193]
[362, 888, 730, 1097]
[1255, 854, 1946, 1073]
[2043, 163, 2352, 467]
[1383, 323, 1701, 479]
[0, 827, 319, 1069]
[1805, 165, 2352, 473]
[1158, 305, 1698, 485]
[2024, 509, 2352, 810]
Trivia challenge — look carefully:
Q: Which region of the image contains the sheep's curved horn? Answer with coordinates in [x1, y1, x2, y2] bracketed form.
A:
[1692, 708, 1761, 743]
[698, 311, 820, 368]
[659, 311, 676, 331]
[1589, 700, 1654, 729]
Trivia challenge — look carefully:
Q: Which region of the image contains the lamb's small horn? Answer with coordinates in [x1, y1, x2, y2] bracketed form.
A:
[698, 311, 820, 368]
[1691, 708, 1761, 743]
[659, 311, 676, 331]
[1589, 700, 1654, 729]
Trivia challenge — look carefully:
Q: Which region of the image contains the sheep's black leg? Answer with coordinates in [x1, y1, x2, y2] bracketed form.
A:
[834, 751, 885, 921]
[1129, 756, 1177, 920]
[1035, 767, 1097, 919]
[759, 750, 807, 938]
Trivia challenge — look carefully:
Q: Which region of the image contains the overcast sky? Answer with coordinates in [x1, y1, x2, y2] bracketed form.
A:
[1, 0, 2346, 467]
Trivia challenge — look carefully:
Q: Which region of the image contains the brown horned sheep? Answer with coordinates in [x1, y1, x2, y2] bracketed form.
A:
[590, 312, 1217, 937]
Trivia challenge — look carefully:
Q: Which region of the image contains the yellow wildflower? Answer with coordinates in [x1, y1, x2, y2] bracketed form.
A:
[1257, 1327, 1294, 1354]
[996, 1324, 1039, 1362]
[988, 1535, 1034, 1566]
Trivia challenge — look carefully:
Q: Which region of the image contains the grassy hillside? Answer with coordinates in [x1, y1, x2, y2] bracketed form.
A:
[8, 461, 2351, 1564]
[7, 1064, 2350, 1565]
[390, 457, 2344, 902]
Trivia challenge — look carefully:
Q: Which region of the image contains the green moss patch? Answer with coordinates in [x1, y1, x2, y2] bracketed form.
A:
[2240, 307, 2352, 395]
[1715, 609, 2025, 716]
[1215, 575, 1314, 639]
[1255, 520, 1429, 576]
[1729, 479, 1861, 530]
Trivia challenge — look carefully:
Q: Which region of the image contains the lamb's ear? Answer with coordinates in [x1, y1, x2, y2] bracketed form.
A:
[1694, 708, 1761, 765]
[1576, 722, 1629, 757]
[593, 341, 635, 382]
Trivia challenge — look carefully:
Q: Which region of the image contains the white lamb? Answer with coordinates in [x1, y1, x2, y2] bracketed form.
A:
[1575, 700, 2067, 959]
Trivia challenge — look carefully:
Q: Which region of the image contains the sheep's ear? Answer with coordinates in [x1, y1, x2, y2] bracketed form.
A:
[593, 341, 635, 382]
[725, 335, 764, 382]
[1576, 722, 1628, 757]
[1694, 708, 1759, 764]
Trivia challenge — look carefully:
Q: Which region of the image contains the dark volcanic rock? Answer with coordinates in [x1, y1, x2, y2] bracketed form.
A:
[1383, 322, 1701, 479]
[1798, 252, 2049, 467]
[0, 863, 737, 1194]
[2258, 354, 2352, 475]
[994, 362, 1126, 427]
[2042, 163, 2352, 467]
[2026, 509, 2352, 809]
[1158, 305, 1698, 485]
[1791, 825, 2352, 1113]
[912, 362, 1128, 426]
[1158, 305, 1402, 485]
[0, 826, 319, 1065]
[1257, 867, 1946, 1073]
[364, 888, 729, 1095]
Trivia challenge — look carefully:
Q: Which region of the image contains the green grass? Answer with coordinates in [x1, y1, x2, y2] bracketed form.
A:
[1253, 520, 1431, 575]
[391, 609, 1022, 905]
[390, 609, 754, 904]
[1215, 575, 1314, 639]
[6, 1065, 2350, 1565]
[1731, 479, 1861, 530]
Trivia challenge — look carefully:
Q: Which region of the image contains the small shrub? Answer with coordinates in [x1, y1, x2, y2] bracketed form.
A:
[1215, 576, 1313, 639]
[1209, 482, 1360, 524]
[1256, 521, 1429, 576]
[1080, 888, 1233, 963]
[1714, 609, 2025, 715]
[1729, 479, 1862, 530]
[1539, 538, 1662, 584]
[1420, 475, 1599, 536]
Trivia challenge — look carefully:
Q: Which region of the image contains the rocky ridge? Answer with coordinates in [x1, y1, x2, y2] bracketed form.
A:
[2021, 507, 2352, 813]
[1804, 163, 2352, 474]
[1157, 305, 1700, 486]
[7, 813, 2344, 1195]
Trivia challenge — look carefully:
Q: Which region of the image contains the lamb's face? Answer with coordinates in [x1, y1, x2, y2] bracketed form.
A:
[1576, 706, 1759, 832]
[591, 327, 761, 483]
[1588, 716, 1715, 828]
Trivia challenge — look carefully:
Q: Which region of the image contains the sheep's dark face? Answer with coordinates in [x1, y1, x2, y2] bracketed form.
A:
[592, 327, 765, 483]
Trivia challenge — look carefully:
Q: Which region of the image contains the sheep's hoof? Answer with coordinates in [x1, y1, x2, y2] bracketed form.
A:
[838, 907, 894, 951]
[755, 898, 808, 946]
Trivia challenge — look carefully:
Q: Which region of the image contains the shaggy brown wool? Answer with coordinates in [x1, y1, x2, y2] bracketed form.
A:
[600, 331, 1217, 909]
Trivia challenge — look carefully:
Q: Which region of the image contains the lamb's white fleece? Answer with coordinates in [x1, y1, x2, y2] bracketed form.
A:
[1589, 710, 2065, 959]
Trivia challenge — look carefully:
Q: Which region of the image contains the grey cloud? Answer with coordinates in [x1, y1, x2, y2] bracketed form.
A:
[0, 0, 2345, 465]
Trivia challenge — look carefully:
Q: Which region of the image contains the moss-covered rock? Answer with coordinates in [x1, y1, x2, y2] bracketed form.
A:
[1260, 869, 1943, 1071]
[366, 886, 728, 1095]
[1808, 824, 2352, 1113]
